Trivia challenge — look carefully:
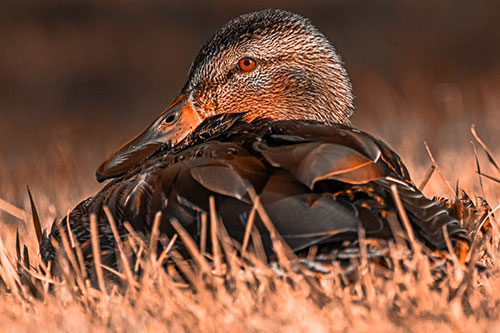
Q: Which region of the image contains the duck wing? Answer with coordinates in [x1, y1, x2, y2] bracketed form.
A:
[41, 119, 466, 265]
[254, 121, 466, 249]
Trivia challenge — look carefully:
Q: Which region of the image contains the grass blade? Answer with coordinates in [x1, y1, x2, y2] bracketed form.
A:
[209, 196, 223, 276]
[89, 214, 106, 294]
[471, 124, 500, 173]
[0, 197, 25, 221]
[424, 142, 456, 197]
[200, 213, 207, 257]
[27, 186, 42, 245]
[15, 228, 21, 261]
[419, 165, 435, 191]
[170, 218, 211, 274]
[241, 201, 257, 257]
[103, 206, 134, 286]
[390, 184, 419, 254]
[475, 171, 500, 184]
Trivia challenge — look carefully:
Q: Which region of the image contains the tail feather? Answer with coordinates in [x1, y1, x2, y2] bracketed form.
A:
[376, 177, 467, 248]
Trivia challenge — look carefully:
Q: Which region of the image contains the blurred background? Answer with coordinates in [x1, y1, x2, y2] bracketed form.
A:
[1, 0, 499, 222]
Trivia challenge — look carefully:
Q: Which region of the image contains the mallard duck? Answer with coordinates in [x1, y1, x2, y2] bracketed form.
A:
[40, 9, 467, 272]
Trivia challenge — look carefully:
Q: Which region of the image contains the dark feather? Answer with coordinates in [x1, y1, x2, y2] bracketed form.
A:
[41, 118, 467, 270]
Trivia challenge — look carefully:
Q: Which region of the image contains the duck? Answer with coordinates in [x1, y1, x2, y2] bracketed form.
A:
[40, 9, 467, 274]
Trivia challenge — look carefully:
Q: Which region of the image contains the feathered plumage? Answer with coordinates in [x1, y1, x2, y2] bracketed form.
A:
[40, 9, 467, 273]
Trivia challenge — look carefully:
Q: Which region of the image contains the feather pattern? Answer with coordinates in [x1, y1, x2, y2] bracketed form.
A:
[41, 118, 467, 266]
[39, 9, 467, 272]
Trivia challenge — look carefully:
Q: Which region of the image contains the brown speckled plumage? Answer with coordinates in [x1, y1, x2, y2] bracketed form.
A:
[40, 10, 467, 275]
[185, 10, 353, 124]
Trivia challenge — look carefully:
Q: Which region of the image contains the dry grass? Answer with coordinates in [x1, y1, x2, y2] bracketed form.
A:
[0, 76, 499, 332]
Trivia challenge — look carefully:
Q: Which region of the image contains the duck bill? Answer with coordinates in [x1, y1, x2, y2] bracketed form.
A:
[96, 95, 204, 182]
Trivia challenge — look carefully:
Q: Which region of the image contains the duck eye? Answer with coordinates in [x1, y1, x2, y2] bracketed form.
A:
[238, 58, 256, 72]
[162, 112, 178, 124]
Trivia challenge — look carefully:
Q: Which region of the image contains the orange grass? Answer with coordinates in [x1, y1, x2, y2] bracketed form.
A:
[0, 76, 499, 331]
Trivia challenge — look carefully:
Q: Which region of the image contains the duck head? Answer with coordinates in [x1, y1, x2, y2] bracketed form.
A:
[97, 9, 354, 182]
